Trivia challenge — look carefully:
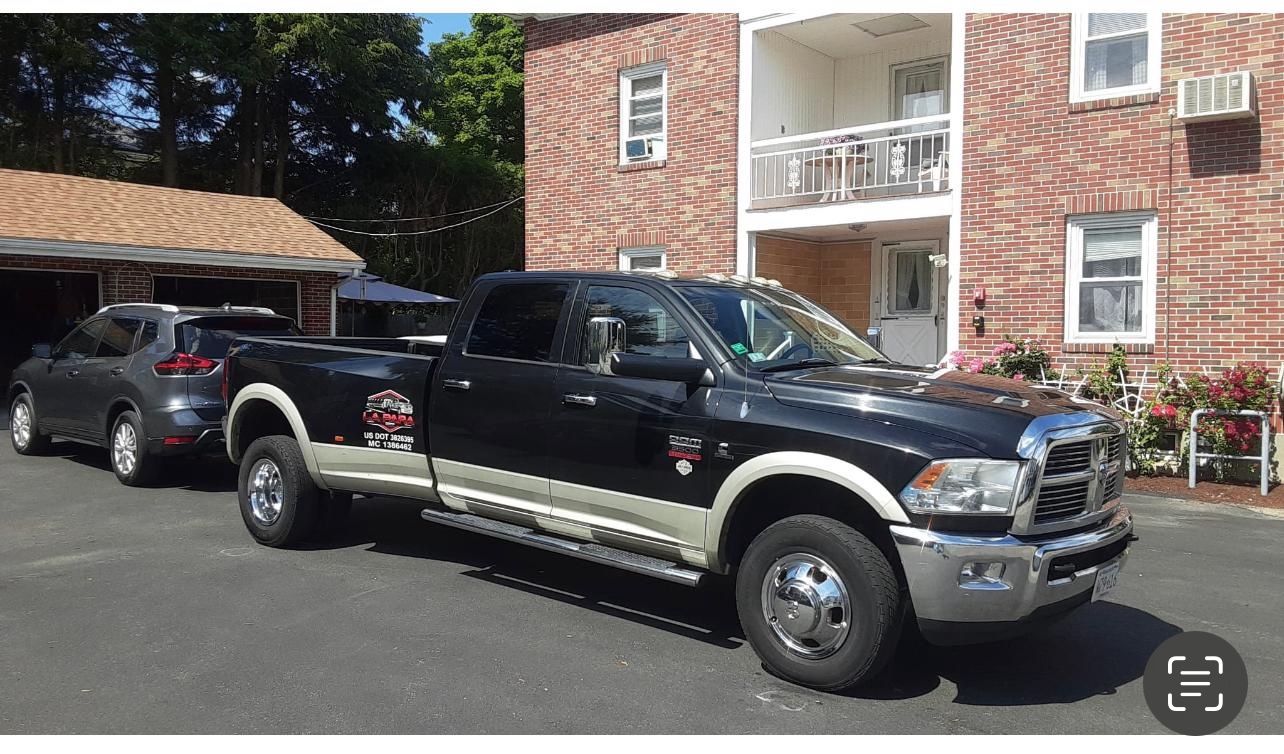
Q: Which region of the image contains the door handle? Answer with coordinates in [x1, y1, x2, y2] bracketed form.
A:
[66, 369, 80, 378]
[110, 367, 125, 376]
[562, 393, 597, 407]
[442, 379, 472, 392]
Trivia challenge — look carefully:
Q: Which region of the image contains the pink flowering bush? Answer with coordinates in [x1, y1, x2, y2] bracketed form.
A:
[945, 336, 1053, 382]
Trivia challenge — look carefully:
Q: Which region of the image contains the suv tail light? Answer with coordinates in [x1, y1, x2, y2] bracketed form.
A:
[153, 352, 218, 376]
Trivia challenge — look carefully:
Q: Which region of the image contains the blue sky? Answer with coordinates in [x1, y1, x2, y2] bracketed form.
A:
[418, 13, 473, 49]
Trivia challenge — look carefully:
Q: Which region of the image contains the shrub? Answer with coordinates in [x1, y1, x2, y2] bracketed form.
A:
[944, 336, 1053, 382]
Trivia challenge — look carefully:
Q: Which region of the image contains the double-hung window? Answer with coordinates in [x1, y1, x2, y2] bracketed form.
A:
[619, 63, 667, 164]
[1070, 13, 1161, 102]
[1065, 212, 1158, 344]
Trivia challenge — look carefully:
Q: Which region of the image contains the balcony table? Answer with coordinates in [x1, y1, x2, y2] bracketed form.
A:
[803, 148, 873, 203]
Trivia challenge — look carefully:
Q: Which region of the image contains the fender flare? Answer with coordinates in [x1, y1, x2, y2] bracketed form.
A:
[226, 383, 326, 489]
[7, 379, 33, 405]
[103, 395, 144, 437]
[705, 451, 909, 571]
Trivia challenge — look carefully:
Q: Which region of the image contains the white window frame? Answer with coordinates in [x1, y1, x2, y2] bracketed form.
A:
[619, 62, 667, 165]
[618, 245, 667, 271]
[1069, 13, 1162, 103]
[1064, 211, 1158, 345]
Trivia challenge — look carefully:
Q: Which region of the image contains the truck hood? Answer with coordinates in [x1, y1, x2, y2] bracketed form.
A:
[763, 364, 1118, 458]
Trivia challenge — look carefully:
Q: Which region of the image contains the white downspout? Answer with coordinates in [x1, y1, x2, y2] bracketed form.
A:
[945, 11, 966, 355]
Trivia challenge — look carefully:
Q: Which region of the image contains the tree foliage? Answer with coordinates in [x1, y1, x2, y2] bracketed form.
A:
[0, 13, 524, 297]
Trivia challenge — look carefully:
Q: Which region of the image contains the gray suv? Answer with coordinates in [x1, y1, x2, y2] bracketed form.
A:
[7, 303, 300, 485]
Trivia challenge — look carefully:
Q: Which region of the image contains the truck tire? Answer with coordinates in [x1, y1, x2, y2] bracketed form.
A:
[9, 393, 52, 455]
[736, 514, 901, 691]
[238, 435, 319, 548]
[110, 411, 157, 486]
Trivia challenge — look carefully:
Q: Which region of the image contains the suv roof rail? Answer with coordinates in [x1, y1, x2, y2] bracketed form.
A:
[215, 303, 277, 315]
[96, 303, 180, 315]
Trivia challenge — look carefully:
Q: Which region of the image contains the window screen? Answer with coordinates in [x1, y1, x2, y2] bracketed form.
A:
[465, 283, 570, 362]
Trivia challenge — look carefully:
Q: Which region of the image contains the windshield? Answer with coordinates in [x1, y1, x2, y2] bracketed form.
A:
[678, 285, 886, 370]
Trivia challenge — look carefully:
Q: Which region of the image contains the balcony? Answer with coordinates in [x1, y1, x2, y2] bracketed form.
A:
[747, 13, 954, 211]
[750, 116, 949, 208]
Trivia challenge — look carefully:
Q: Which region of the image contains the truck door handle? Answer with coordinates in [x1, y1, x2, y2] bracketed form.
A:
[562, 393, 597, 407]
[442, 379, 472, 392]
[110, 367, 125, 376]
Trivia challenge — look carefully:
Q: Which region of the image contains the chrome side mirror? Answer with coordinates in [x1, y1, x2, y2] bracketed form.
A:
[585, 316, 626, 375]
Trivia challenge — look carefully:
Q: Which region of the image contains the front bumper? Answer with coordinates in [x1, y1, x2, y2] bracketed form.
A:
[890, 504, 1133, 645]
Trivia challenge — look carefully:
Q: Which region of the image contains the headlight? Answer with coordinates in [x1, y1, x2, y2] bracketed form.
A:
[899, 459, 1022, 515]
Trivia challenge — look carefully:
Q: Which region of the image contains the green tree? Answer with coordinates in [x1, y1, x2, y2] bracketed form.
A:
[422, 13, 523, 163]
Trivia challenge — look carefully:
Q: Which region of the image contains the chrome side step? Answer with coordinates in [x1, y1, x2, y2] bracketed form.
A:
[420, 508, 705, 587]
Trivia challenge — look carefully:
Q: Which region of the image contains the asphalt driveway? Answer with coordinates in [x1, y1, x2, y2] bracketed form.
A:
[1, 432, 1282, 733]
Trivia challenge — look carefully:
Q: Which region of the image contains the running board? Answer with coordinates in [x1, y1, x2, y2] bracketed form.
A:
[420, 508, 705, 587]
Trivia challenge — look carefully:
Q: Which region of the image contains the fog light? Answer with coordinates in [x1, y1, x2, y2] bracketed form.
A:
[959, 561, 1008, 589]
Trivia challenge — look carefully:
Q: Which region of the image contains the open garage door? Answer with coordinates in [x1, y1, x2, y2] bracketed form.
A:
[151, 275, 300, 323]
[0, 269, 100, 387]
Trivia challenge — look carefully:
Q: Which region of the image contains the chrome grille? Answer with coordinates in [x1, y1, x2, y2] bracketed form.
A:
[1033, 432, 1126, 525]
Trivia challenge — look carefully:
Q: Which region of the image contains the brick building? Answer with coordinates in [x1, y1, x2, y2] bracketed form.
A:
[0, 168, 363, 383]
[518, 11, 1284, 380]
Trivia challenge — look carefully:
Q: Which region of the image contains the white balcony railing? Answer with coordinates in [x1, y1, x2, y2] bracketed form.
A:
[750, 115, 951, 207]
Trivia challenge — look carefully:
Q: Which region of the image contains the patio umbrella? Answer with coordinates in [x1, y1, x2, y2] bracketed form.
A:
[337, 273, 457, 304]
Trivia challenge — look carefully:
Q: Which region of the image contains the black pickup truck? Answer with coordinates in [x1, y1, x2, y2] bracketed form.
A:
[222, 270, 1134, 691]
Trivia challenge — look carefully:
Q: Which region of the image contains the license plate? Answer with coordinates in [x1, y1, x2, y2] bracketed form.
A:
[1091, 562, 1121, 602]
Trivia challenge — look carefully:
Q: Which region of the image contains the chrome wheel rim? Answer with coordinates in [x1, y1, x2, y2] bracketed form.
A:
[112, 421, 138, 475]
[11, 401, 32, 448]
[760, 552, 852, 659]
[248, 458, 284, 526]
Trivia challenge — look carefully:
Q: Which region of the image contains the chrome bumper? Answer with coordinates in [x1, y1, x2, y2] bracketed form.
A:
[889, 504, 1133, 629]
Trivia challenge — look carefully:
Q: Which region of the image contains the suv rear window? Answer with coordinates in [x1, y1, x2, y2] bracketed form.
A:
[178, 316, 301, 358]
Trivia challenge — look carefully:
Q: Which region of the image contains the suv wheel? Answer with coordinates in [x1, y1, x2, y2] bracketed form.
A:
[9, 393, 52, 455]
[238, 435, 319, 548]
[110, 411, 156, 486]
[736, 514, 902, 692]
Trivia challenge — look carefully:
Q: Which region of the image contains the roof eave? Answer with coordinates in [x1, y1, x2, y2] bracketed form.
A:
[0, 237, 365, 275]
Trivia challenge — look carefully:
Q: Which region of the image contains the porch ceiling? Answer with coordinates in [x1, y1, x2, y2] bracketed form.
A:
[759, 216, 949, 243]
[771, 13, 951, 58]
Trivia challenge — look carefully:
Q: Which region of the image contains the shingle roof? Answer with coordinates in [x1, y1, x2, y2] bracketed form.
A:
[0, 168, 362, 265]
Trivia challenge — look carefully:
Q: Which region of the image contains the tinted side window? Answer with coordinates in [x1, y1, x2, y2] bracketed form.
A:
[96, 317, 142, 358]
[465, 283, 570, 362]
[582, 285, 691, 361]
[54, 318, 106, 360]
[134, 321, 160, 353]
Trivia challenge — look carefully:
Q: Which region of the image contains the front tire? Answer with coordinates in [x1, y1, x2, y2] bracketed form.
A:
[110, 411, 156, 486]
[736, 514, 902, 692]
[238, 435, 319, 548]
[9, 393, 52, 455]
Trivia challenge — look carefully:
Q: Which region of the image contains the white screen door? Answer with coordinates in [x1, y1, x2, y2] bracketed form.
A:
[880, 243, 941, 366]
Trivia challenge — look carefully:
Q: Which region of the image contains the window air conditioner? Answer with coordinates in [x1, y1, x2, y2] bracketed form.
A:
[1177, 71, 1255, 123]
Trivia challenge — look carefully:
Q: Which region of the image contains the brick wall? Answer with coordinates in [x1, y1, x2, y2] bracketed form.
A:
[0, 253, 336, 334]
[961, 13, 1284, 376]
[524, 13, 739, 274]
[754, 236, 872, 329]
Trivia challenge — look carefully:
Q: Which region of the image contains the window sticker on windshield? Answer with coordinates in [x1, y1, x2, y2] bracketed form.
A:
[730, 342, 749, 355]
[748, 352, 766, 362]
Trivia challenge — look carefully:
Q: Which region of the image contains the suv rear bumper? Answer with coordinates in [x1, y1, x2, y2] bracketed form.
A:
[889, 504, 1133, 645]
[142, 406, 225, 456]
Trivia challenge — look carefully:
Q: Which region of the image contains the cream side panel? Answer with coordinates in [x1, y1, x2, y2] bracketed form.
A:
[311, 443, 438, 501]
[549, 480, 707, 566]
[433, 457, 551, 516]
[227, 383, 326, 489]
[706, 451, 910, 570]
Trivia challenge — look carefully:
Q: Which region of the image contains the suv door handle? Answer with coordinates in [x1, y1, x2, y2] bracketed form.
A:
[442, 379, 472, 392]
[110, 367, 125, 376]
[66, 369, 80, 378]
[562, 393, 597, 407]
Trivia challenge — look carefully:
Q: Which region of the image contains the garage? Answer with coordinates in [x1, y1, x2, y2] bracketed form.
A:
[0, 269, 100, 386]
[0, 168, 365, 387]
